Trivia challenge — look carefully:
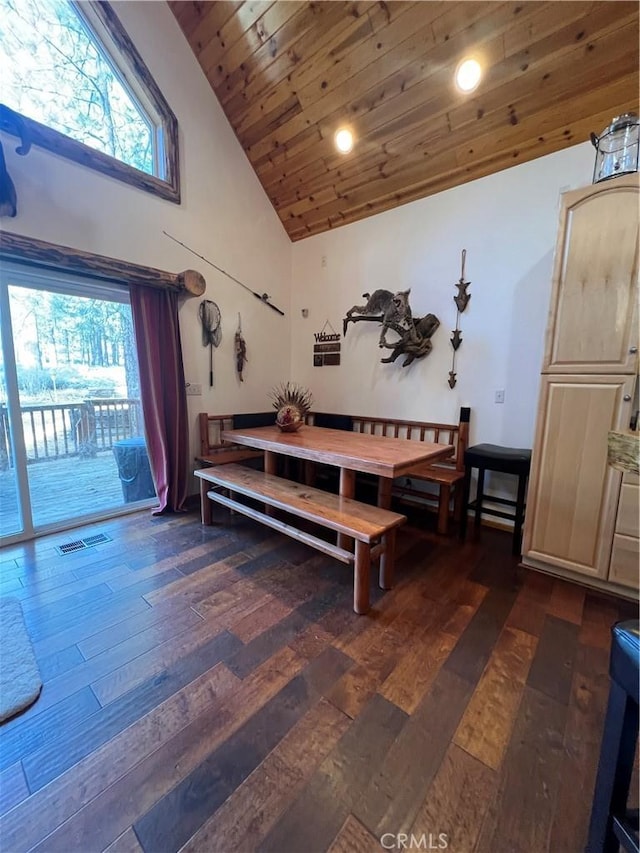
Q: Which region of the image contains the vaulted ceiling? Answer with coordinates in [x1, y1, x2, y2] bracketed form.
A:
[169, 1, 639, 241]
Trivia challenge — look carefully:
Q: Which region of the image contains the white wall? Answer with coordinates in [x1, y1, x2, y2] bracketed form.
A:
[291, 144, 595, 460]
[0, 1, 291, 475]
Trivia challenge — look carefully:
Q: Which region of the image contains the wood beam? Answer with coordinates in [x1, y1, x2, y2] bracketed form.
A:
[0, 231, 205, 295]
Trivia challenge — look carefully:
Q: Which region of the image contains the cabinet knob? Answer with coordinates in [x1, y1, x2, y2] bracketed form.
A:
[623, 395, 632, 401]
[630, 346, 638, 354]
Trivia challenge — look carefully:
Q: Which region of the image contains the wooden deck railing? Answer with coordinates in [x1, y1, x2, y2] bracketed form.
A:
[0, 398, 143, 465]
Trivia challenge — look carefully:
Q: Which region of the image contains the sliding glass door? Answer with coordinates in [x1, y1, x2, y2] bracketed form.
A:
[0, 263, 156, 543]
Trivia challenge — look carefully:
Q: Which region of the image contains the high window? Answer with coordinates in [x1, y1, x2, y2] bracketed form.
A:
[0, 0, 180, 202]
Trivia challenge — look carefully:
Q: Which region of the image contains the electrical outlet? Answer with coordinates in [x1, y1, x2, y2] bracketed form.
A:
[321, 255, 327, 268]
[495, 389, 505, 404]
[186, 383, 202, 396]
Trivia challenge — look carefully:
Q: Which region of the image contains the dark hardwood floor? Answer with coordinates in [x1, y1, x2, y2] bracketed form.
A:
[0, 506, 636, 853]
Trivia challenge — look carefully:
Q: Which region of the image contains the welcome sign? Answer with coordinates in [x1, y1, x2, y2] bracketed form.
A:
[313, 322, 341, 367]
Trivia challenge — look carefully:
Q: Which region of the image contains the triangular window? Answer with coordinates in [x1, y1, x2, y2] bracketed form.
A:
[0, 0, 180, 202]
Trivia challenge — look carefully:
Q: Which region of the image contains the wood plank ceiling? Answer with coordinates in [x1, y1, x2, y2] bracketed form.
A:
[169, 1, 639, 241]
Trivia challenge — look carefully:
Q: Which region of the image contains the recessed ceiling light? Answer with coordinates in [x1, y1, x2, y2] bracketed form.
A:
[455, 58, 482, 93]
[334, 128, 354, 153]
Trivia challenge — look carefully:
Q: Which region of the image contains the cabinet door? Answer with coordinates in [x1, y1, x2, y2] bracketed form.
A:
[609, 472, 639, 590]
[543, 177, 639, 374]
[523, 375, 635, 579]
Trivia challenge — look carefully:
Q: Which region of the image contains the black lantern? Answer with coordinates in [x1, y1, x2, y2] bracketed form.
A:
[590, 113, 639, 183]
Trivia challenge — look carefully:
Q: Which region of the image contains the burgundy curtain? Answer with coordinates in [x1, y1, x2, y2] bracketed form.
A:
[129, 286, 189, 513]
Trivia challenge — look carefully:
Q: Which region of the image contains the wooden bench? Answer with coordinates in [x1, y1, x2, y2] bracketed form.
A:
[196, 412, 264, 467]
[195, 464, 406, 614]
[306, 408, 470, 535]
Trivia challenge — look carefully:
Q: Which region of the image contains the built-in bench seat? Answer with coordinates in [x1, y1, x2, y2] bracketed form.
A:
[306, 408, 470, 534]
[195, 464, 406, 614]
[196, 412, 272, 467]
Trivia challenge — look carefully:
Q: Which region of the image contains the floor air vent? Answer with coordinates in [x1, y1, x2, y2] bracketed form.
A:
[56, 532, 112, 555]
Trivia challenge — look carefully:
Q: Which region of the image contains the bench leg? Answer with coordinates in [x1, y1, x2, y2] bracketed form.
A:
[338, 468, 356, 551]
[379, 528, 396, 590]
[437, 484, 451, 535]
[200, 478, 212, 525]
[354, 540, 371, 614]
[264, 451, 278, 517]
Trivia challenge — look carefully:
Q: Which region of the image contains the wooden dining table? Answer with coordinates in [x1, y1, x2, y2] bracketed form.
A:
[221, 423, 454, 526]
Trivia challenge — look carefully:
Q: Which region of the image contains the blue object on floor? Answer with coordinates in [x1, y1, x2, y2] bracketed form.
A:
[112, 437, 156, 503]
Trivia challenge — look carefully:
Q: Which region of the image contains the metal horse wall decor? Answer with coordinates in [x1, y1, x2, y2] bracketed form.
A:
[343, 289, 439, 367]
[448, 249, 471, 389]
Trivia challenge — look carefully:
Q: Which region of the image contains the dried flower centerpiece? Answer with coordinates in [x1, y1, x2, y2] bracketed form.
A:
[269, 382, 313, 432]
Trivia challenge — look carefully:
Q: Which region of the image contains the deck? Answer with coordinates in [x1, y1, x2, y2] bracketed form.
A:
[0, 452, 153, 535]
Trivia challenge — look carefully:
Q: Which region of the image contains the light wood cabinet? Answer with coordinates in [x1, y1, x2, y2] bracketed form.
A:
[523, 176, 639, 598]
[524, 375, 635, 579]
[609, 473, 640, 590]
[543, 179, 639, 374]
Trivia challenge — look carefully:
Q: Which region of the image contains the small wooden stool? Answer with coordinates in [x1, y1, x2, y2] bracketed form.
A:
[587, 620, 640, 853]
[459, 443, 532, 555]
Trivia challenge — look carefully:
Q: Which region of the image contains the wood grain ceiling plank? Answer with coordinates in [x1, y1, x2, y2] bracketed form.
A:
[167, 2, 197, 33]
[215, 4, 323, 104]
[285, 112, 630, 240]
[288, 150, 459, 227]
[257, 1, 633, 197]
[363, 12, 639, 163]
[287, 1, 417, 94]
[240, 93, 304, 149]
[168, 1, 233, 41]
[287, 154, 462, 239]
[294, 93, 634, 231]
[332, 65, 636, 201]
[279, 185, 341, 220]
[235, 2, 410, 147]
[294, 5, 444, 112]
[180, 2, 244, 50]
[226, 3, 376, 133]
[272, 115, 452, 215]
[260, 125, 324, 176]
[502, 0, 595, 56]
[288, 90, 636, 240]
[202, 2, 302, 85]
[448, 7, 640, 133]
[275, 39, 637, 220]
[250, 2, 538, 178]
[252, 46, 454, 184]
[448, 105, 636, 196]
[454, 73, 639, 167]
[230, 9, 376, 147]
[218, 2, 361, 109]
[193, 1, 276, 70]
